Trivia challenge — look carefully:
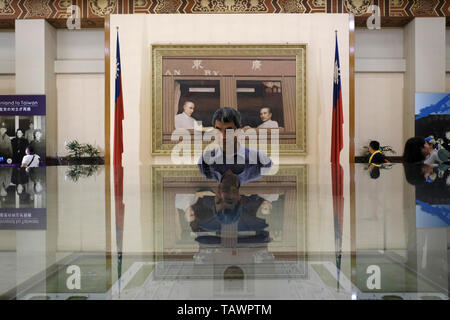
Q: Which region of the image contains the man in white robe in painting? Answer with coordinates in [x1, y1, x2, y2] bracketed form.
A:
[174, 101, 201, 130]
[257, 107, 278, 129]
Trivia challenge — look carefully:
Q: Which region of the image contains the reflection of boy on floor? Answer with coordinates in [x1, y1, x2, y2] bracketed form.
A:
[188, 171, 269, 246]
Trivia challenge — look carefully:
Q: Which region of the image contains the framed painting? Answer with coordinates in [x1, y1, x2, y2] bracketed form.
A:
[151, 44, 307, 156]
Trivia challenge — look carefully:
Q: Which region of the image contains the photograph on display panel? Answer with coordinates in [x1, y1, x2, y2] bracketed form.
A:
[152, 45, 306, 156]
[0, 95, 46, 167]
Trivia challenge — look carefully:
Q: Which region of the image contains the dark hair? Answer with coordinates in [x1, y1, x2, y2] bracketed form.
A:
[183, 100, 194, 107]
[403, 137, 425, 163]
[211, 107, 242, 128]
[33, 129, 42, 140]
[369, 140, 380, 151]
[220, 170, 241, 189]
[16, 129, 23, 137]
[261, 107, 272, 114]
[26, 145, 35, 154]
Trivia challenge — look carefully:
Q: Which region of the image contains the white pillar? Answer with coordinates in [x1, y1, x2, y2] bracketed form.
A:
[15, 19, 57, 158]
[14, 19, 57, 298]
[403, 18, 446, 140]
[403, 17, 447, 297]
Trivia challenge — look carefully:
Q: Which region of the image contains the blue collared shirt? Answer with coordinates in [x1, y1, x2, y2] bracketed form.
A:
[198, 145, 272, 184]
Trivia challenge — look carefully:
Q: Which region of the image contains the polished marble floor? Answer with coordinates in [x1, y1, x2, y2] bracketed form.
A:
[0, 163, 448, 300]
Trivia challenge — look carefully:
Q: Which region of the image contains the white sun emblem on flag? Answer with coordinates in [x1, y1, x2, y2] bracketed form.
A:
[116, 62, 120, 79]
[334, 61, 340, 84]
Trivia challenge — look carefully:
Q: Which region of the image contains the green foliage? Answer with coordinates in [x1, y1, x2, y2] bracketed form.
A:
[65, 165, 101, 182]
[84, 143, 101, 158]
[361, 141, 397, 157]
[65, 140, 101, 159]
[66, 140, 84, 158]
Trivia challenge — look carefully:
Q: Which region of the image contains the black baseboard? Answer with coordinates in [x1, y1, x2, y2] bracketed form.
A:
[355, 156, 403, 163]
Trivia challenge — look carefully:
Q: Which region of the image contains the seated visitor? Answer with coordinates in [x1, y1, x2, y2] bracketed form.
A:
[21, 146, 40, 168]
[368, 140, 387, 166]
[403, 137, 427, 164]
[198, 107, 272, 185]
[424, 136, 450, 165]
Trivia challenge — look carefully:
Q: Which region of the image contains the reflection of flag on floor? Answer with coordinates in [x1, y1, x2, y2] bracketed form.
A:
[331, 33, 344, 290]
[114, 165, 125, 295]
[331, 163, 344, 290]
[114, 29, 125, 295]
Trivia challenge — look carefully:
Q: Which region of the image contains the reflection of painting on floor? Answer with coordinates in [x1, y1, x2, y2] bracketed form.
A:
[164, 179, 299, 252]
[152, 165, 307, 257]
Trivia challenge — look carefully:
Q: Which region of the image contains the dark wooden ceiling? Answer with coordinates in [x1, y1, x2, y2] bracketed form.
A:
[0, 0, 449, 29]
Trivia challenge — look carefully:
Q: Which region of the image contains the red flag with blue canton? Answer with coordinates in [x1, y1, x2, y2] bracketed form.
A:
[113, 30, 125, 295]
[330, 33, 345, 290]
[114, 31, 124, 166]
[331, 33, 343, 164]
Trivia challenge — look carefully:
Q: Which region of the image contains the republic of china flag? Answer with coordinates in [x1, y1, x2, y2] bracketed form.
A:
[331, 32, 343, 164]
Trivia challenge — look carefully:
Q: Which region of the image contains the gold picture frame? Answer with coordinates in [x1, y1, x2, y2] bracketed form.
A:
[151, 165, 308, 260]
[151, 44, 307, 156]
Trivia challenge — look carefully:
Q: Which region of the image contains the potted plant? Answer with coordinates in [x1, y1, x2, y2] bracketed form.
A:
[65, 140, 103, 165]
